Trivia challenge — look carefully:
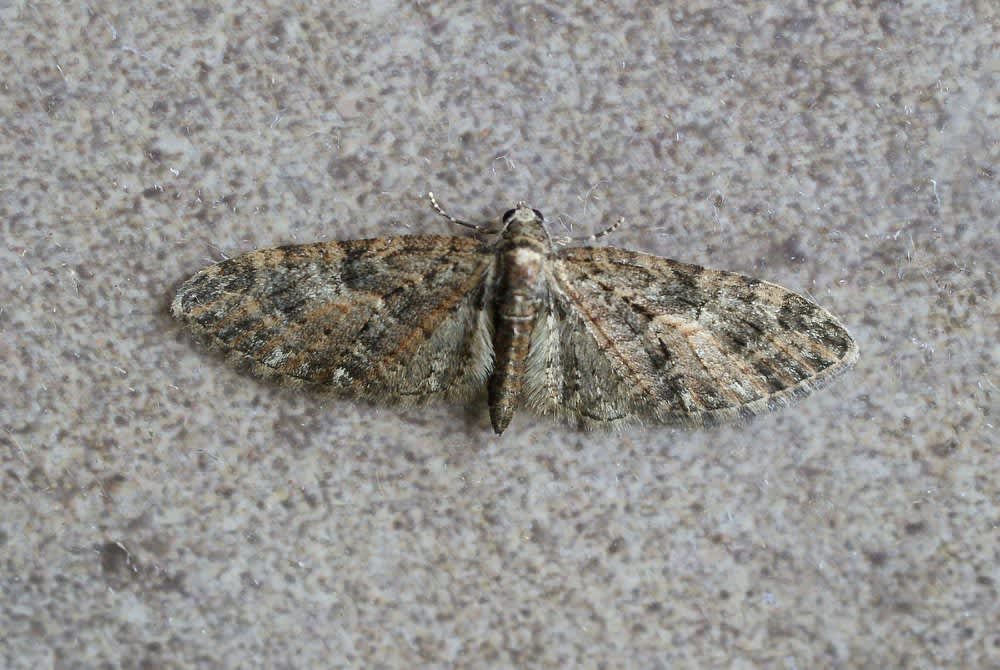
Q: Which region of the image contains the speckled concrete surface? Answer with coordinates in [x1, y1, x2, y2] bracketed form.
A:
[2, 2, 997, 668]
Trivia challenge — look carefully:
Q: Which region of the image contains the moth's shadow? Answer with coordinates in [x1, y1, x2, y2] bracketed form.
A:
[447, 387, 497, 437]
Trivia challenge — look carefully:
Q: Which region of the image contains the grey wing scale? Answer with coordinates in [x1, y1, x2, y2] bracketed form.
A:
[525, 246, 859, 428]
[172, 235, 496, 404]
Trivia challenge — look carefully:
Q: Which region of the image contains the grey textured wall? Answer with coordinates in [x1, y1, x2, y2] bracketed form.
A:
[2, 2, 997, 668]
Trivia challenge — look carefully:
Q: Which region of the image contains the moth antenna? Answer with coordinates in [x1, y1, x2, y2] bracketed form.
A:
[566, 216, 626, 243]
[427, 192, 482, 231]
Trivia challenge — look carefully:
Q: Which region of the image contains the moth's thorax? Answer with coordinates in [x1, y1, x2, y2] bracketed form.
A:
[495, 206, 550, 313]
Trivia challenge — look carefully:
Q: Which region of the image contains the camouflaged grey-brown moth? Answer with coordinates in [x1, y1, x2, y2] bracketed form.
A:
[172, 195, 858, 434]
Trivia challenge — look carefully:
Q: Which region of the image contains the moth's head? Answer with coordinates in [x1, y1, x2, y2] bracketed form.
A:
[500, 202, 545, 235]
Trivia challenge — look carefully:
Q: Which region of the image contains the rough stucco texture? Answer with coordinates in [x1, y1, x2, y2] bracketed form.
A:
[2, 2, 997, 668]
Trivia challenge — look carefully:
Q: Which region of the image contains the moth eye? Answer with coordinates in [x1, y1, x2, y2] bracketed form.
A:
[532, 209, 544, 220]
[502, 209, 517, 223]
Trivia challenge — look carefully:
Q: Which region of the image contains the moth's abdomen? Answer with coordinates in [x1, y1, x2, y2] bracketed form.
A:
[488, 295, 541, 434]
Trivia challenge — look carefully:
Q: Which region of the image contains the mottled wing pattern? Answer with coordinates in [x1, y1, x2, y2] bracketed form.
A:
[172, 236, 496, 403]
[525, 246, 859, 428]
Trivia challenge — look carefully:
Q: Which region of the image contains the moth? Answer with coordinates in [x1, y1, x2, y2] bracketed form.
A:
[172, 195, 859, 434]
